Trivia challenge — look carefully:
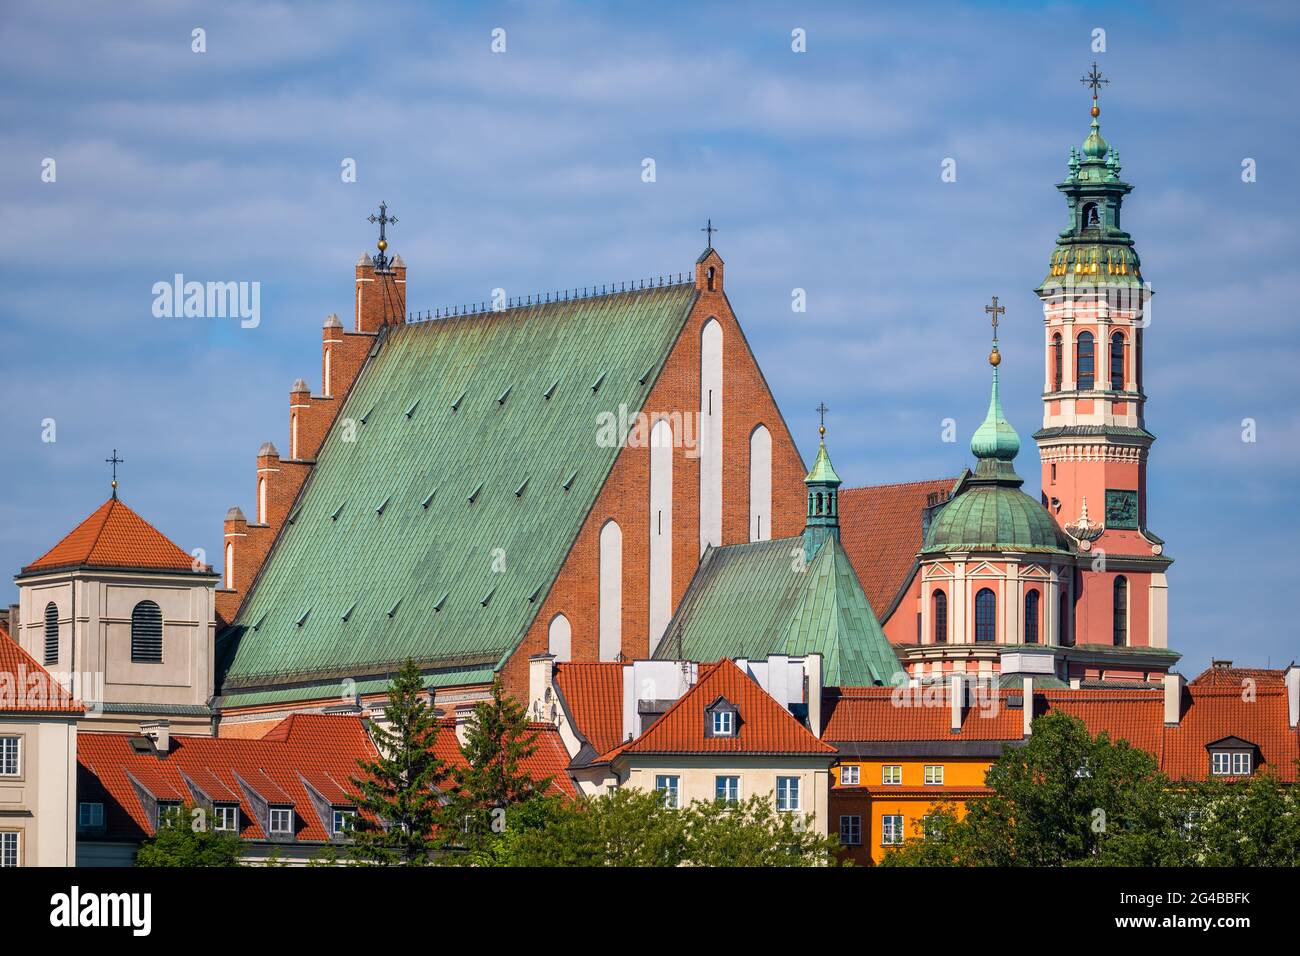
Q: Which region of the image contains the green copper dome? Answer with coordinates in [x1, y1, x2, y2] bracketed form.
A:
[922, 351, 1072, 555]
[969, 355, 1020, 462]
[1081, 115, 1108, 160]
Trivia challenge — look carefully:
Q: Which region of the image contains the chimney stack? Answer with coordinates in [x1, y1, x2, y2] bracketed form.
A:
[949, 673, 964, 733]
[1285, 664, 1299, 729]
[1022, 676, 1034, 738]
[805, 653, 824, 738]
[528, 653, 557, 722]
[141, 719, 171, 754]
[1163, 671, 1187, 726]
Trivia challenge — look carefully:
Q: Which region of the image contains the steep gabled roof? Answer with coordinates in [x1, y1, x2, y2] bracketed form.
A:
[654, 534, 903, 687]
[0, 624, 83, 714]
[20, 497, 206, 576]
[824, 686, 1025, 742]
[1162, 682, 1298, 782]
[1189, 664, 1288, 688]
[218, 284, 698, 695]
[76, 714, 379, 842]
[606, 660, 834, 759]
[429, 717, 576, 797]
[838, 476, 962, 618]
[553, 662, 627, 756]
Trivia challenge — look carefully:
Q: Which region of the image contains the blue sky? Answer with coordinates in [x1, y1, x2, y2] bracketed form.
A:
[2, 1, 1297, 673]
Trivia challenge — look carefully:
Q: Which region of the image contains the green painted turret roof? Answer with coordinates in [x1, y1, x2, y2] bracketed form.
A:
[969, 356, 1020, 463]
[805, 440, 842, 485]
[217, 282, 699, 699]
[654, 535, 904, 687]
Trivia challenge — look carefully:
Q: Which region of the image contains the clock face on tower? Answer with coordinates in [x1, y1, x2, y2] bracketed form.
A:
[1105, 489, 1139, 530]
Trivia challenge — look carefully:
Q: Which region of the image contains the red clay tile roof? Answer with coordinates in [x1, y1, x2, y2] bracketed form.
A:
[605, 660, 835, 759]
[76, 714, 378, 842]
[1163, 682, 1299, 782]
[0, 625, 83, 714]
[824, 686, 1025, 741]
[22, 497, 209, 575]
[1042, 688, 1165, 757]
[429, 717, 577, 797]
[554, 661, 627, 755]
[1189, 665, 1288, 688]
[838, 476, 961, 620]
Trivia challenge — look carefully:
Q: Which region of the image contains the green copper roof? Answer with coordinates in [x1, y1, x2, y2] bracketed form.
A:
[923, 352, 1071, 555]
[654, 535, 904, 687]
[1039, 104, 1144, 291]
[804, 440, 842, 485]
[217, 283, 698, 697]
[969, 359, 1020, 462]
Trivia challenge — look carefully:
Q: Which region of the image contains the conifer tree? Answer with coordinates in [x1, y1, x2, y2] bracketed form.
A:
[348, 660, 449, 865]
[444, 675, 552, 858]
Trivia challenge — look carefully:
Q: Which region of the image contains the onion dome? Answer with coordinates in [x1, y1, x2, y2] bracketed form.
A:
[923, 348, 1072, 555]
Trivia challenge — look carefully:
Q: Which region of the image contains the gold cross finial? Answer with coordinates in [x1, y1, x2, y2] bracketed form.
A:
[106, 449, 123, 498]
[984, 297, 1006, 367]
[816, 402, 829, 437]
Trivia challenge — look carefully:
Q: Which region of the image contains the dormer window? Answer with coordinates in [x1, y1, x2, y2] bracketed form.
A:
[1201, 738, 1253, 780]
[268, 806, 294, 835]
[156, 801, 184, 829]
[1208, 738, 1257, 777]
[332, 808, 357, 836]
[213, 804, 240, 833]
[705, 697, 739, 738]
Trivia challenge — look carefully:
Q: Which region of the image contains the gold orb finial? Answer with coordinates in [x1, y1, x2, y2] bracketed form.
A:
[818, 424, 825, 437]
[989, 348, 1001, 367]
[377, 238, 388, 252]
[1091, 103, 1100, 118]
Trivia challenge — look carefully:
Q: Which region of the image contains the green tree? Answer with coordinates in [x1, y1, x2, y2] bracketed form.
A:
[502, 788, 691, 866]
[1184, 771, 1300, 866]
[883, 711, 1177, 867]
[135, 805, 244, 867]
[348, 659, 449, 866]
[442, 676, 553, 860]
[684, 794, 842, 866]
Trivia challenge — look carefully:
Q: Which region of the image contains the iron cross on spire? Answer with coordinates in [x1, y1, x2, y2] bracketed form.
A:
[815, 402, 829, 436]
[1081, 61, 1109, 100]
[701, 218, 717, 250]
[367, 201, 398, 271]
[984, 295, 1005, 343]
[106, 449, 123, 499]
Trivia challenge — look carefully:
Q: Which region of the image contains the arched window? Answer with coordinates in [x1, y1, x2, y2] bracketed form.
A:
[1110, 332, 1125, 389]
[706, 266, 716, 291]
[548, 614, 572, 662]
[748, 425, 772, 542]
[600, 520, 623, 662]
[1113, 576, 1128, 647]
[1060, 592, 1072, 646]
[258, 477, 267, 524]
[1077, 332, 1095, 390]
[932, 590, 947, 644]
[1052, 333, 1063, 390]
[1024, 590, 1040, 644]
[43, 602, 58, 665]
[131, 600, 164, 664]
[291, 412, 299, 459]
[975, 588, 996, 643]
[815, 492, 823, 515]
[323, 347, 332, 396]
[224, 542, 234, 590]
[1082, 202, 1100, 230]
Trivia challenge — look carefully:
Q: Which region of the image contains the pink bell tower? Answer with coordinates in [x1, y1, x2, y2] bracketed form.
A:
[1033, 66, 1173, 673]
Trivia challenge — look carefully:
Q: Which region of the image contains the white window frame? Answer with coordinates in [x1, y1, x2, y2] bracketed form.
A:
[882, 764, 902, 785]
[0, 831, 18, 867]
[1232, 752, 1252, 775]
[924, 764, 944, 786]
[839, 814, 862, 846]
[714, 775, 740, 804]
[213, 804, 239, 833]
[1211, 751, 1233, 776]
[156, 801, 183, 829]
[0, 737, 19, 777]
[776, 776, 801, 812]
[839, 765, 860, 786]
[711, 710, 735, 736]
[268, 806, 294, 835]
[882, 814, 904, 846]
[654, 775, 680, 809]
[78, 802, 104, 829]
[332, 808, 356, 835]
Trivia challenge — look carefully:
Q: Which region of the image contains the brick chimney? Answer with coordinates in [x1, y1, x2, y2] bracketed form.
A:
[355, 252, 407, 334]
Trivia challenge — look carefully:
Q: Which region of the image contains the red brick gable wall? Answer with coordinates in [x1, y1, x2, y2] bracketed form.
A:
[499, 253, 807, 698]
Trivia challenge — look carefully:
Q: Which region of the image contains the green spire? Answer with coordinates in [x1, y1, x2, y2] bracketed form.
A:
[970, 351, 1021, 463]
[803, 416, 842, 561]
[1081, 112, 1109, 160]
